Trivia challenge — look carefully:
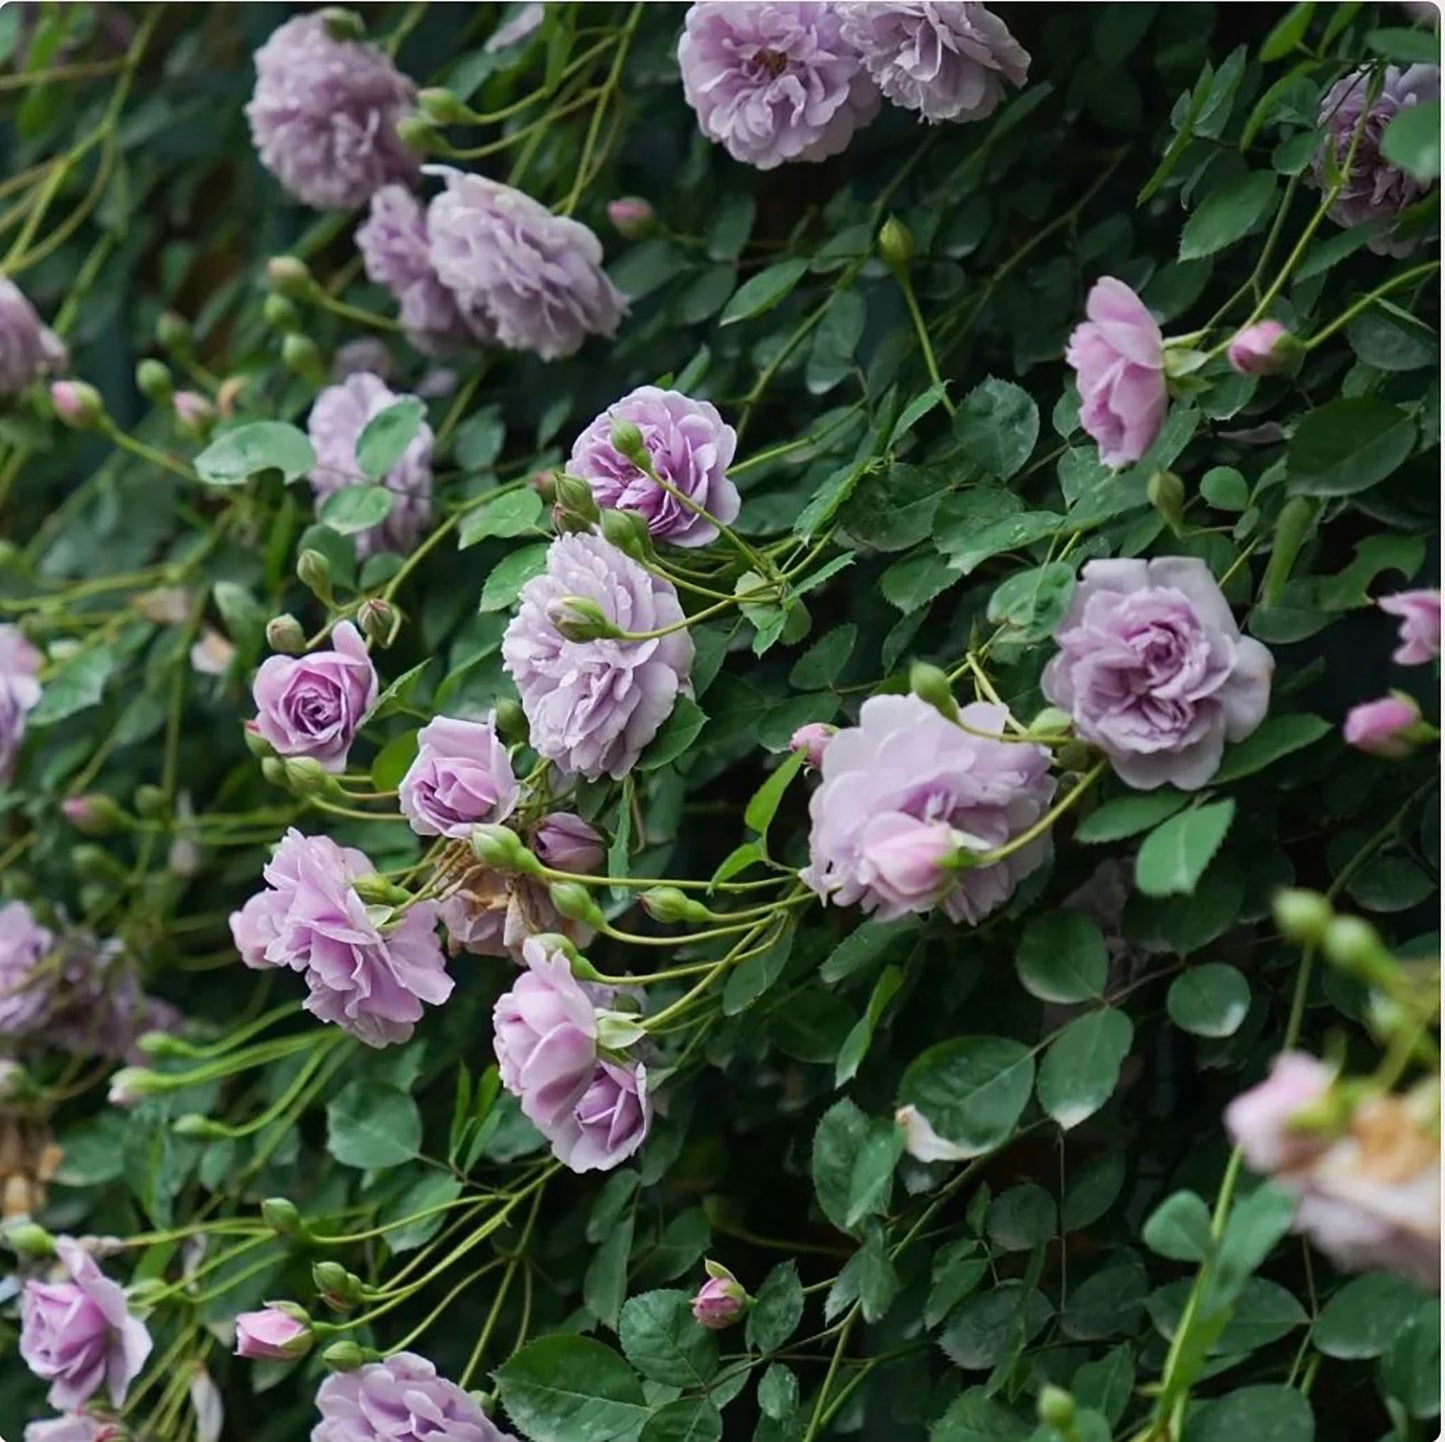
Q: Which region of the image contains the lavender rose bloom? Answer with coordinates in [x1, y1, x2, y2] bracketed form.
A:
[502, 535, 694, 781]
[0, 900, 55, 1040]
[493, 936, 598, 1131]
[691, 1273, 747, 1329]
[679, 2, 881, 169]
[1, 623, 43, 779]
[1066, 277, 1167, 469]
[0, 277, 66, 395]
[839, 2, 1029, 124]
[1225, 1052, 1334, 1175]
[531, 812, 606, 875]
[313, 1351, 515, 1442]
[20, 1239, 152, 1411]
[308, 373, 435, 558]
[399, 715, 518, 839]
[550, 1059, 652, 1174]
[229, 830, 453, 1047]
[246, 14, 419, 211]
[234, 1307, 310, 1360]
[569, 386, 740, 547]
[25, 1418, 123, 1442]
[356, 186, 471, 354]
[802, 694, 1055, 924]
[427, 171, 626, 361]
[250, 622, 378, 772]
[1344, 695, 1421, 758]
[1043, 558, 1274, 791]
[1379, 589, 1441, 665]
[1315, 65, 1441, 255]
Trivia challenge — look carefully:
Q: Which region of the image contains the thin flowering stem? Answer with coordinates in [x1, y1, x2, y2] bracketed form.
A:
[1304, 261, 1441, 349]
[968, 760, 1106, 868]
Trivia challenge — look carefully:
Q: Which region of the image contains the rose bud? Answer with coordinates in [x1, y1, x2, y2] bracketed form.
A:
[790, 722, 836, 770]
[607, 197, 655, 239]
[1343, 694, 1426, 758]
[531, 813, 605, 875]
[50, 380, 103, 429]
[690, 1262, 749, 1330]
[234, 1305, 313, 1360]
[1226, 320, 1296, 376]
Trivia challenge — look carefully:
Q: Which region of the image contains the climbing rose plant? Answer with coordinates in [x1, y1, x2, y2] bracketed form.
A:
[0, 3, 1440, 1440]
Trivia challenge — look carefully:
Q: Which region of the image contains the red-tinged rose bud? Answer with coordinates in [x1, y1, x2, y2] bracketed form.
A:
[50, 380, 103, 429]
[607, 197, 656, 239]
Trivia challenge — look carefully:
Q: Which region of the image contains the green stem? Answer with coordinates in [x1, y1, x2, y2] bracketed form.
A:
[1305, 261, 1441, 349]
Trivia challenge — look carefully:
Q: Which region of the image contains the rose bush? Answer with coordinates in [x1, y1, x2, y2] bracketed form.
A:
[0, 5, 1439, 1441]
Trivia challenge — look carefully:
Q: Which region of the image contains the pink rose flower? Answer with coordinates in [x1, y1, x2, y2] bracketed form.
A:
[250, 622, 378, 772]
[1226, 320, 1292, 376]
[1065, 277, 1167, 468]
[398, 714, 518, 839]
[1379, 590, 1441, 665]
[1224, 1052, 1334, 1175]
[20, 1239, 152, 1411]
[1343, 695, 1422, 758]
[234, 1307, 311, 1360]
[549, 1058, 652, 1174]
[790, 722, 836, 769]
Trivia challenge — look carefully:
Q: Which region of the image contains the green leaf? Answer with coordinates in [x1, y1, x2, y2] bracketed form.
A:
[1348, 302, 1439, 372]
[719, 258, 809, 325]
[744, 748, 805, 838]
[195, 420, 316, 486]
[811, 1098, 902, 1234]
[1037, 1009, 1133, 1129]
[638, 696, 708, 771]
[1179, 171, 1278, 260]
[381, 1172, 463, 1252]
[452, 406, 506, 471]
[987, 1184, 1057, 1251]
[890, 382, 950, 442]
[930, 1389, 1030, 1442]
[746, 1261, 804, 1352]
[834, 965, 903, 1087]
[1168, 964, 1250, 1038]
[495, 1335, 648, 1442]
[326, 1083, 421, 1169]
[1381, 1300, 1441, 1418]
[479, 542, 549, 612]
[355, 398, 426, 481]
[1200, 465, 1249, 511]
[828, 1222, 898, 1322]
[638, 1400, 721, 1442]
[1075, 789, 1189, 843]
[1382, 98, 1443, 181]
[757, 1364, 798, 1421]
[1212, 714, 1330, 784]
[940, 1282, 1052, 1370]
[789, 623, 856, 689]
[459, 489, 545, 547]
[1073, 1346, 1135, 1428]
[584, 1207, 635, 1331]
[820, 918, 918, 984]
[882, 549, 957, 613]
[897, 1036, 1035, 1156]
[1316, 1273, 1424, 1359]
[707, 191, 756, 259]
[1142, 1190, 1213, 1262]
[370, 659, 433, 722]
[1187, 1386, 1313, 1442]
[1287, 398, 1416, 497]
[722, 924, 793, 1013]
[1259, 3, 1315, 61]
[618, 1290, 718, 1387]
[925, 1238, 986, 1328]
[939, 511, 1062, 578]
[1015, 911, 1108, 1004]
[952, 378, 1040, 480]
[320, 484, 395, 536]
[28, 648, 113, 726]
[371, 728, 419, 793]
[986, 562, 1076, 641]
[1135, 800, 1235, 898]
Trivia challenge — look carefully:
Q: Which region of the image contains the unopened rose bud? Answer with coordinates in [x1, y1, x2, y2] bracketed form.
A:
[156, 310, 191, 352]
[263, 293, 300, 332]
[691, 1263, 749, 1329]
[71, 843, 123, 881]
[1273, 889, 1333, 947]
[261, 757, 287, 787]
[297, 549, 333, 602]
[172, 390, 216, 439]
[641, 887, 713, 925]
[607, 197, 656, 239]
[790, 722, 836, 770]
[133, 783, 167, 819]
[554, 473, 601, 526]
[396, 114, 439, 151]
[136, 359, 173, 404]
[283, 333, 326, 386]
[609, 417, 649, 469]
[1037, 1385, 1076, 1429]
[313, 1260, 366, 1309]
[266, 255, 314, 299]
[351, 873, 412, 905]
[599, 507, 654, 561]
[319, 5, 364, 39]
[1322, 914, 1389, 975]
[0, 1059, 28, 1101]
[243, 722, 277, 759]
[261, 1197, 310, 1241]
[235, 1305, 314, 1360]
[50, 380, 103, 429]
[546, 595, 624, 642]
[1027, 706, 1072, 738]
[265, 614, 307, 654]
[1343, 694, 1425, 759]
[173, 1114, 230, 1139]
[322, 1340, 377, 1371]
[471, 823, 540, 875]
[1227, 320, 1297, 377]
[878, 215, 915, 269]
[547, 880, 606, 927]
[531, 469, 558, 503]
[281, 756, 341, 798]
[531, 813, 604, 874]
[4, 1220, 57, 1258]
[109, 1067, 162, 1107]
[493, 696, 528, 745]
[1147, 469, 1186, 535]
[62, 793, 124, 836]
[417, 86, 467, 124]
[356, 597, 398, 646]
[909, 661, 958, 722]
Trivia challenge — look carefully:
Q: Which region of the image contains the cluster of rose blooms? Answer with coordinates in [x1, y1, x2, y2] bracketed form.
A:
[2, 6, 1442, 1438]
